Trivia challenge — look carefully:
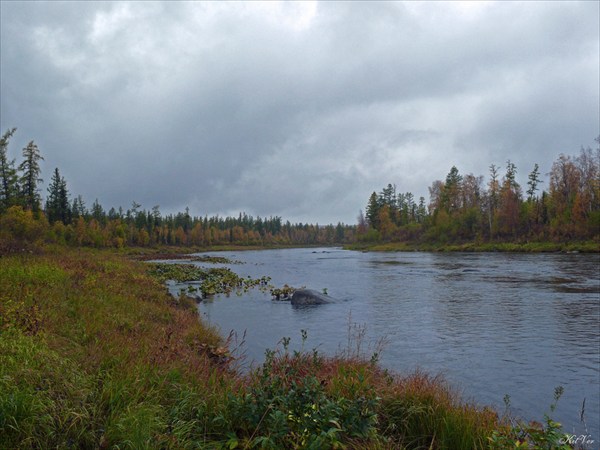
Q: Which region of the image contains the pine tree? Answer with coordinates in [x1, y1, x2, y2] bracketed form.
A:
[18, 141, 44, 212]
[0, 128, 19, 212]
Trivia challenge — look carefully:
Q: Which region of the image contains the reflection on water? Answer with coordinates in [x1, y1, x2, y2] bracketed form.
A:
[194, 248, 600, 439]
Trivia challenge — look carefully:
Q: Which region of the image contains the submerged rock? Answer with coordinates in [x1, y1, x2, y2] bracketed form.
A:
[186, 293, 203, 302]
[290, 289, 332, 306]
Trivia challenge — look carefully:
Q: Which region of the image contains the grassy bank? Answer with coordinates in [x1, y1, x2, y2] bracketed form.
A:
[0, 248, 573, 449]
[346, 240, 600, 253]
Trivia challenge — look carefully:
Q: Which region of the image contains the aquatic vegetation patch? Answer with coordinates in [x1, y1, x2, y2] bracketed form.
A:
[190, 255, 243, 264]
[270, 284, 297, 301]
[146, 263, 270, 298]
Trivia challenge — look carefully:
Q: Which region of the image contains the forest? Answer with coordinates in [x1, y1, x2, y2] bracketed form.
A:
[359, 137, 600, 247]
[0, 128, 353, 252]
[1, 127, 598, 253]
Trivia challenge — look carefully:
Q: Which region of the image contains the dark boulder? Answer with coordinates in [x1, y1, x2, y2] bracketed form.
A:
[290, 289, 332, 306]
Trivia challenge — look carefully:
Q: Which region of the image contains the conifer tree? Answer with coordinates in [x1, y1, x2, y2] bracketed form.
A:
[45, 168, 71, 224]
[365, 192, 381, 229]
[442, 166, 463, 212]
[72, 195, 87, 219]
[0, 128, 19, 212]
[526, 163, 542, 201]
[91, 199, 105, 223]
[18, 141, 44, 212]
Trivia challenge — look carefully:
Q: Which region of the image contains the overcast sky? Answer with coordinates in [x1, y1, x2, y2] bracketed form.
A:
[1, 1, 598, 224]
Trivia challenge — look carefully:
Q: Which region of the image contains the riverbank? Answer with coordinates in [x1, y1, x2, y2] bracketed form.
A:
[0, 247, 576, 448]
[345, 240, 600, 253]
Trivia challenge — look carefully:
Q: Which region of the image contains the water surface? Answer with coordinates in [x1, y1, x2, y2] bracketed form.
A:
[190, 248, 599, 438]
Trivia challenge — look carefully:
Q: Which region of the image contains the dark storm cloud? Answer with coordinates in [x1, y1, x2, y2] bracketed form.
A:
[1, 1, 598, 223]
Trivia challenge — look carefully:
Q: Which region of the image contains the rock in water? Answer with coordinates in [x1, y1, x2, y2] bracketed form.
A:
[290, 289, 332, 306]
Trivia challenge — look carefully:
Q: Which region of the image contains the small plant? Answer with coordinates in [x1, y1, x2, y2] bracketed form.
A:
[270, 284, 296, 301]
[489, 386, 573, 449]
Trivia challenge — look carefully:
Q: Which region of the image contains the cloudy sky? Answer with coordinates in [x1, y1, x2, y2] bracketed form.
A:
[1, 1, 598, 224]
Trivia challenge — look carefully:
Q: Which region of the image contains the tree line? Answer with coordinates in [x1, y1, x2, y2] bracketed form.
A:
[0, 128, 354, 252]
[2, 127, 598, 252]
[360, 137, 600, 244]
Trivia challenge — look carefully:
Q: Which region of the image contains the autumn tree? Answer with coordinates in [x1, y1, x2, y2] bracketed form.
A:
[428, 179, 444, 214]
[548, 154, 580, 237]
[377, 204, 396, 240]
[496, 160, 522, 238]
[0, 206, 48, 253]
[575, 141, 600, 225]
[459, 173, 484, 238]
[356, 209, 367, 235]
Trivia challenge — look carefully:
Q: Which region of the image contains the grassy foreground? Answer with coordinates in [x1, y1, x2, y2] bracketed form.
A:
[0, 248, 573, 449]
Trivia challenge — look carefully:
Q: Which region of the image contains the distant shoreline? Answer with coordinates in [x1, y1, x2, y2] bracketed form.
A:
[344, 240, 600, 253]
[126, 240, 600, 259]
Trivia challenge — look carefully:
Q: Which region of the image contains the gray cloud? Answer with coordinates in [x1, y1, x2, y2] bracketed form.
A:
[1, 1, 598, 224]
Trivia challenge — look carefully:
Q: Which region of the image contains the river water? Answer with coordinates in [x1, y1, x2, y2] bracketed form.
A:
[188, 248, 599, 439]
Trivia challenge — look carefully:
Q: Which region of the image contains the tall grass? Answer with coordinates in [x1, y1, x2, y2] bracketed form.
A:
[0, 248, 225, 448]
[375, 370, 499, 449]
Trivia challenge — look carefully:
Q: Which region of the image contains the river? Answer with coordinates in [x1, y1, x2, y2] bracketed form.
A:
[186, 248, 599, 439]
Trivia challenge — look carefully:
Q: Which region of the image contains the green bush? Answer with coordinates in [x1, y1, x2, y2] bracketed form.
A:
[211, 349, 380, 449]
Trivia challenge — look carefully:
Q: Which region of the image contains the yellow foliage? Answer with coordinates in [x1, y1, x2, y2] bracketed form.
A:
[0, 206, 48, 253]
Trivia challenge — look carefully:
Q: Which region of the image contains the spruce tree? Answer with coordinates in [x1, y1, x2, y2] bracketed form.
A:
[91, 199, 105, 224]
[366, 192, 381, 229]
[72, 195, 87, 219]
[18, 141, 44, 212]
[526, 163, 542, 201]
[0, 128, 19, 212]
[442, 166, 463, 212]
[45, 168, 71, 224]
